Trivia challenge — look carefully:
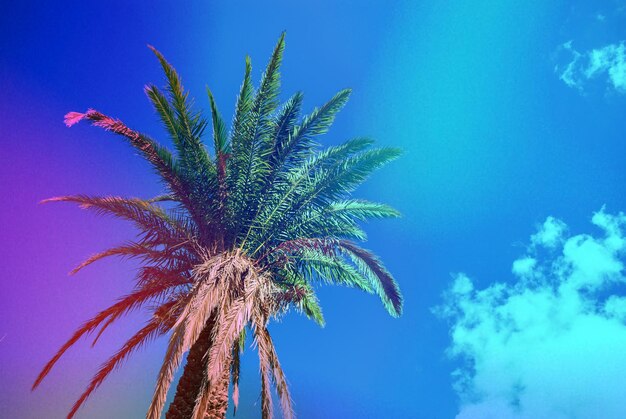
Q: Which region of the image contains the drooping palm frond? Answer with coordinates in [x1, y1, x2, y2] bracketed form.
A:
[67, 300, 179, 418]
[338, 241, 403, 317]
[69, 242, 194, 276]
[43, 195, 194, 245]
[63, 111, 184, 198]
[32, 278, 186, 393]
[266, 237, 402, 317]
[37, 33, 402, 419]
[230, 335, 242, 414]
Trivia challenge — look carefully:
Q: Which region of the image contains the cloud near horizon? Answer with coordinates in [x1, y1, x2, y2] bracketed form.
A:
[437, 209, 626, 419]
[557, 41, 626, 93]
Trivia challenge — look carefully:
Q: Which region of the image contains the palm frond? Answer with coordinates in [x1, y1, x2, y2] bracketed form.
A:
[296, 147, 402, 210]
[292, 88, 351, 141]
[32, 278, 182, 391]
[252, 311, 274, 419]
[253, 322, 294, 419]
[227, 34, 286, 241]
[269, 146, 401, 248]
[66, 303, 175, 418]
[144, 83, 182, 145]
[70, 241, 193, 276]
[147, 45, 208, 145]
[147, 194, 176, 203]
[245, 137, 375, 252]
[339, 241, 403, 316]
[223, 56, 254, 238]
[267, 92, 304, 170]
[207, 87, 229, 156]
[266, 87, 351, 182]
[41, 195, 190, 245]
[147, 46, 219, 234]
[231, 337, 242, 415]
[63, 110, 188, 200]
[268, 237, 401, 317]
[296, 248, 373, 293]
[90, 273, 189, 347]
[326, 200, 401, 220]
[205, 263, 269, 387]
[252, 89, 352, 229]
[146, 315, 187, 419]
[278, 199, 399, 245]
[299, 287, 325, 326]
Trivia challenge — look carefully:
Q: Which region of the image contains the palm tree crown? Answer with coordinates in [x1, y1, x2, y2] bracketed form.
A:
[33, 33, 402, 419]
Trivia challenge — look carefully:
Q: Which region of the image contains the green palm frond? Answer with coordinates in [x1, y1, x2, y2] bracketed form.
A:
[267, 237, 402, 317]
[271, 147, 401, 243]
[257, 88, 352, 205]
[295, 249, 373, 292]
[245, 138, 373, 245]
[282, 200, 400, 243]
[246, 138, 394, 252]
[206, 87, 229, 156]
[263, 92, 304, 182]
[144, 84, 182, 146]
[224, 56, 254, 237]
[325, 200, 401, 220]
[147, 45, 208, 144]
[339, 241, 403, 316]
[292, 88, 351, 140]
[147, 46, 218, 231]
[299, 287, 325, 326]
[284, 272, 325, 327]
[228, 34, 286, 241]
[300, 146, 402, 206]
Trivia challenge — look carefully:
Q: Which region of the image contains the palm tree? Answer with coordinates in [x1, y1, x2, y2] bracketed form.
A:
[32, 33, 402, 419]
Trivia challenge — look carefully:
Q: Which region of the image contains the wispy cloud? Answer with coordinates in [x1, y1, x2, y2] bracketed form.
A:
[437, 209, 626, 419]
[556, 41, 626, 93]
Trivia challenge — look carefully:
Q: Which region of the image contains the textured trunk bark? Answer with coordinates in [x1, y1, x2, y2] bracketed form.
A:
[165, 316, 231, 419]
[203, 362, 231, 419]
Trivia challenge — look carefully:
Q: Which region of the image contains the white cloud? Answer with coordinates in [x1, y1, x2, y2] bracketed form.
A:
[531, 216, 567, 248]
[556, 41, 626, 93]
[557, 41, 584, 91]
[438, 209, 626, 419]
[511, 257, 535, 279]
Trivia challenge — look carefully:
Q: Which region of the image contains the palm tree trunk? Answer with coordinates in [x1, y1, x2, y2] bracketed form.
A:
[165, 315, 231, 419]
[203, 363, 231, 419]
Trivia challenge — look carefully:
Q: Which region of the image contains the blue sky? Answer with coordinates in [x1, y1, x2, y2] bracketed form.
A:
[1, 1, 626, 418]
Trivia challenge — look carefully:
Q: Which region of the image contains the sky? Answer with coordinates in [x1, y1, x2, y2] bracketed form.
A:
[1, 1, 625, 418]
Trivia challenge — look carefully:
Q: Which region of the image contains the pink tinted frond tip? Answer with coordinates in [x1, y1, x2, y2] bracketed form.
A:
[232, 384, 239, 410]
[64, 112, 86, 127]
[39, 196, 64, 205]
